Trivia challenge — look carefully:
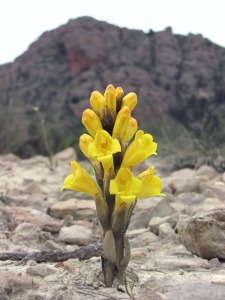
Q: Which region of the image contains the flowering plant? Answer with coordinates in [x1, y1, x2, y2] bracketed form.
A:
[61, 84, 164, 287]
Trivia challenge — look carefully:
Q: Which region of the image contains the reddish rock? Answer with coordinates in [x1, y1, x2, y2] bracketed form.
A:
[0, 17, 224, 161]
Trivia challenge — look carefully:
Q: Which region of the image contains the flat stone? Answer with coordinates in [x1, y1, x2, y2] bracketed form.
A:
[0, 270, 38, 294]
[26, 265, 57, 277]
[0, 153, 20, 163]
[12, 222, 41, 243]
[195, 165, 218, 180]
[1, 194, 48, 211]
[2, 206, 60, 233]
[49, 198, 96, 220]
[58, 224, 92, 245]
[139, 278, 163, 300]
[153, 255, 211, 269]
[53, 147, 77, 163]
[200, 181, 225, 201]
[129, 197, 175, 229]
[149, 213, 179, 234]
[167, 283, 225, 300]
[127, 228, 149, 238]
[158, 222, 176, 240]
[163, 168, 198, 194]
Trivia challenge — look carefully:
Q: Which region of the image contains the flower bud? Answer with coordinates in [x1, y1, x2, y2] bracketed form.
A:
[82, 109, 102, 137]
[112, 106, 131, 139]
[79, 134, 94, 158]
[90, 91, 105, 115]
[104, 84, 116, 116]
[122, 92, 137, 111]
[122, 117, 138, 142]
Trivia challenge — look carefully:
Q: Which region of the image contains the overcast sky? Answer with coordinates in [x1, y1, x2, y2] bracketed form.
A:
[1, 0, 225, 65]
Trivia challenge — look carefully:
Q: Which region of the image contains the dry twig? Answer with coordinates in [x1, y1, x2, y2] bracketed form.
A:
[0, 243, 103, 264]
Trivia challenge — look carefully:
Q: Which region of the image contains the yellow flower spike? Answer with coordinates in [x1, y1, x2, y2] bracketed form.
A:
[88, 130, 121, 174]
[60, 161, 101, 196]
[122, 117, 138, 143]
[79, 134, 94, 158]
[82, 109, 103, 137]
[137, 167, 165, 198]
[121, 130, 157, 168]
[121, 92, 137, 111]
[90, 91, 105, 115]
[112, 106, 131, 139]
[110, 168, 142, 210]
[104, 84, 116, 115]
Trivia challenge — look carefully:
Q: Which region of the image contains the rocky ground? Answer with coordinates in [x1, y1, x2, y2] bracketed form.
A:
[1, 147, 225, 300]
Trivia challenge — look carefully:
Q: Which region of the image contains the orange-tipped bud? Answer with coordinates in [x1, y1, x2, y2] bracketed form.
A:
[82, 109, 102, 137]
[122, 92, 137, 111]
[79, 134, 94, 158]
[104, 84, 116, 115]
[122, 117, 138, 142]
[90, 91, 105, 115]
[115, 87, 124, 100]
[112, 106, 131, 138]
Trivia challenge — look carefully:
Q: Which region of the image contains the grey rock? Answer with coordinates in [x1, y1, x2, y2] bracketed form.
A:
[0, 270, 38, 294]
[1, 206, 60, 233]
[49, 198, 96, 220]
[129, 197, 175, 229]
[58, 224, 92, 245]
[12, 222, 41, 243]
[53, 147, 77, 163]
[149, 213, 179, 234]
[163, 168, 199, 194]
[195, 165, 218, 181]
[158, 222, 176, 240]
[26, 265, 57, 277]
[153, 255, 211, 269]
[167, 283, 225, 300]
[200, 181, 225, 201]
[178, 209, 225, 259]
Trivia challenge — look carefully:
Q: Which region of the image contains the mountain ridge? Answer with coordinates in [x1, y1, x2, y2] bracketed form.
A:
[0, 17, 224, 162]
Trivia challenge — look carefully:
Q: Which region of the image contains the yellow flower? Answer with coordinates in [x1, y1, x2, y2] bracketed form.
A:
[60, 161, 100, 196]
[82, 109, 102, 137]
[112, 106, 131, 139]
[122, 117, 138, 143]
[110, 168, 142, 210]
[121, 130, 157, 168]
[121, 92, 137, 111]
[90, 91, 105, 116]
[137, 167, 164, 198]
[79, 134, 94, 158]
[88, 130, 121, 173]
[104, 84, 116, 116]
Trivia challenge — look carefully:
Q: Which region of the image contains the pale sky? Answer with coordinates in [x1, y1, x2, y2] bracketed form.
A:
[1, 0, 225, 65]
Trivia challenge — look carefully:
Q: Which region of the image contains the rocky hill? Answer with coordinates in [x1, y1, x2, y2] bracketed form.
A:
[0, 17, 225, 166]
[0, 151, 225, 299]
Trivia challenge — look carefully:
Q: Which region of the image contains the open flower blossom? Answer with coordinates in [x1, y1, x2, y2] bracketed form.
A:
[88, 129, 121, 173]
[60, 161, 100, 196]
[137, 167, 165, 198]
[60, 84, 164, 287]
[121, 130, 157, 168]
[109, 168, 142, 210]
